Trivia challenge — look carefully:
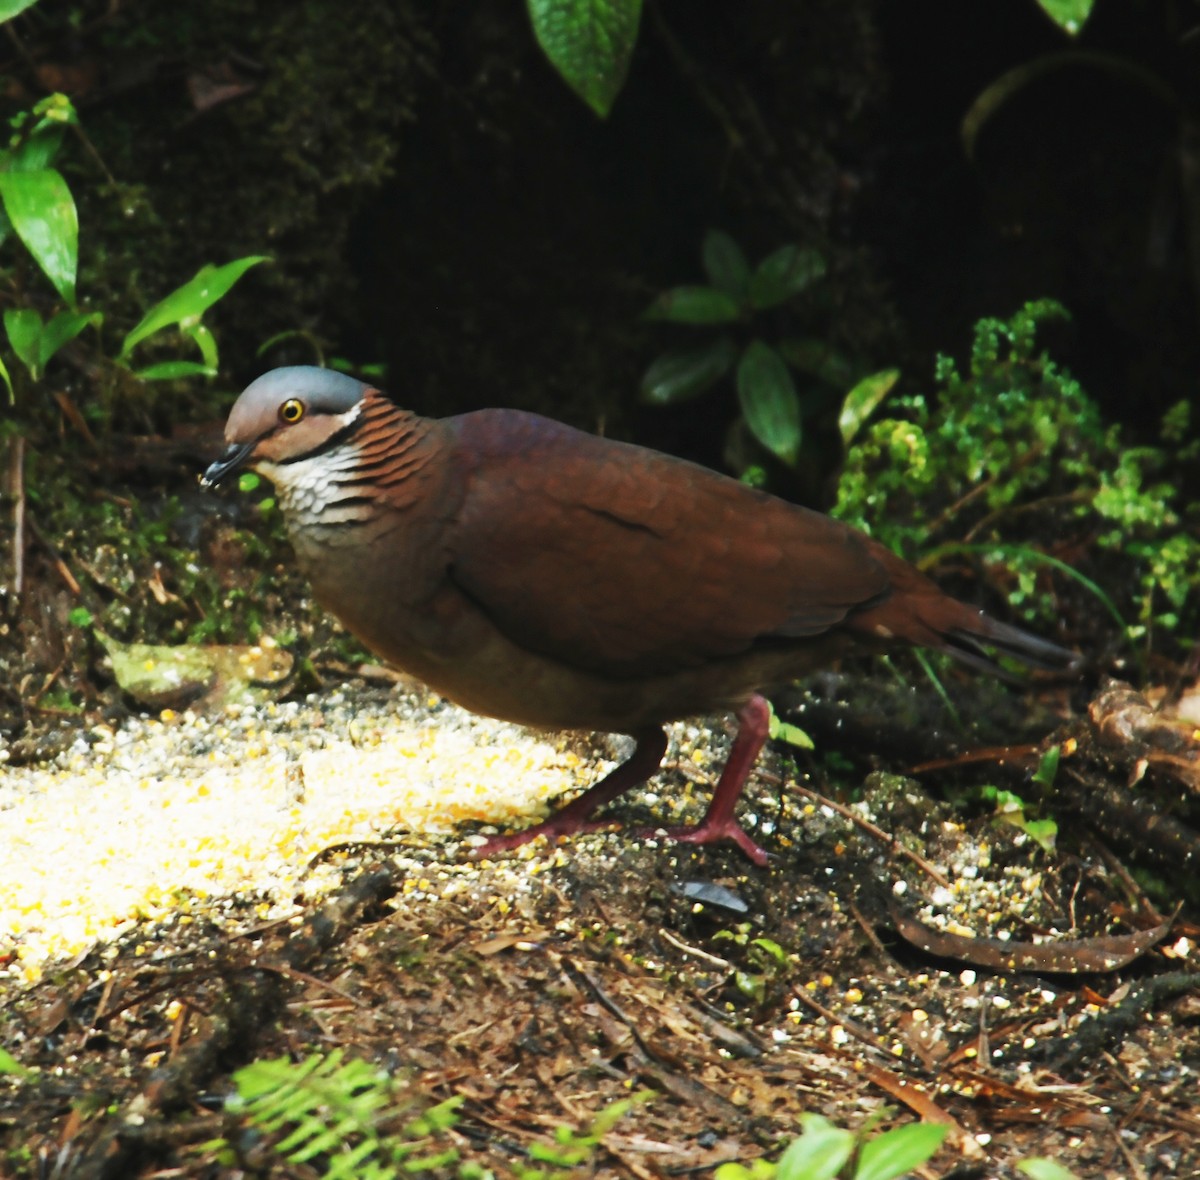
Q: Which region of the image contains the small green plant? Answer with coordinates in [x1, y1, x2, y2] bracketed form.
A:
[206, 1048, 648, 1178]
[0, 85, 266, 402]
[116, 254, 269, 380]
[0, 92, 95, 396]
[833, 300, 1200, 646]
[515, 1094, 650, 1179]
[715, 1112, 948, 1180]
[204, 1049, 472, 1177]
[641, 229, 895, 475]
[978, 785, 1058, 853]
[711, 922, 791, 1005]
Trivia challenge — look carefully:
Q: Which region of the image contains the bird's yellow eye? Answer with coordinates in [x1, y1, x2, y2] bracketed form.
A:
[279, 398, 305, 424]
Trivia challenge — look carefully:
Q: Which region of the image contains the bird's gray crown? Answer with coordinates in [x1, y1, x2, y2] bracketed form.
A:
[240, 365, 368, 413]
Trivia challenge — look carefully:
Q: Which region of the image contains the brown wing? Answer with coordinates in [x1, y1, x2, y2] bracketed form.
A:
[443, 410, 891, 680]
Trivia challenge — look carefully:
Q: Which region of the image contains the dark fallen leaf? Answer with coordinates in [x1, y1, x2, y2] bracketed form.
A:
[890, 902, 1174, 973]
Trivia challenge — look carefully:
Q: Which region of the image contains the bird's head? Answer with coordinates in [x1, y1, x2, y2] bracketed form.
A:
[201, 366, 370, 489]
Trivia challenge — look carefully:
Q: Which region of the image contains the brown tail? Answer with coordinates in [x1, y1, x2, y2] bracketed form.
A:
[938, 611, 1079, 677]
[850, 541, 1079, 677]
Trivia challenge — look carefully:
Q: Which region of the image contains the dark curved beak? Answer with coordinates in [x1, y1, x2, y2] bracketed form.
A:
[200, 440, 256, 490]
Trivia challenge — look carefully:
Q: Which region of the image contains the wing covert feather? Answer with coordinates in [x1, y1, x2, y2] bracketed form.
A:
[444, 410, 890, 678]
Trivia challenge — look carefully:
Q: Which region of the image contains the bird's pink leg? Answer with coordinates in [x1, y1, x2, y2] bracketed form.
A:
[640, 694, 772, 865]
[472, 727, 669, 857]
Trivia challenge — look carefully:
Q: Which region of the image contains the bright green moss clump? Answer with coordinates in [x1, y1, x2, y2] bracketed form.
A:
[834, 300, 1200, 647]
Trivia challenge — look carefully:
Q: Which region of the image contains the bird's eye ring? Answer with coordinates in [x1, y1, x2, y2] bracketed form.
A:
[279, 398, 305, 424]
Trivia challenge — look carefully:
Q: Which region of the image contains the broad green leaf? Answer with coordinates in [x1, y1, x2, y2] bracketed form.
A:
[4, 307, 43, 375]
[737, 341, 801, 465]
[10, 127, 64, 172]
[776, 1115, 854, 1180]
[0, 0, 41, 21]
[135, 360, 217, 380]
[778, 337, 856, 387]
[1017, 1160, 1082, 1180]
[121, 255, 268, 357]
[0, 168, 77, 303]
[702, 229, 750, 301]
[749, 245, 825, 310]
[1035, 0, 1093, 35]
[854, 1123, 948, 1180]
[643, 284, 741, 325]
[0, 352, 12, 402]
[39, 309, 99, 369]
[839, 368, 900, 445]
[640, 337, 737, 405]
[528, 0, 642, 118]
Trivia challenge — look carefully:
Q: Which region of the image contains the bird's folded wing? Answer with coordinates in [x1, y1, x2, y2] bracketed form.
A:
[444, 411, 891, 680]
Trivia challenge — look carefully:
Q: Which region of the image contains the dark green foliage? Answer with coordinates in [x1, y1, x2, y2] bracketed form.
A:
[642, 230, 884, 473]
[833, 300, 1200, 646]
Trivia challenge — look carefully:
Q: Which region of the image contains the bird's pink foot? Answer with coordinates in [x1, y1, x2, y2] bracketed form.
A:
[636, 819, 770, 865]
[469, 726, 669, 860]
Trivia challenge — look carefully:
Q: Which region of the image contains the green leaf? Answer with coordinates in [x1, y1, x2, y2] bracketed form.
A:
[1021, 817, 1058, 854]
[10, 128, 64, 172]
[1017, 1160, 1082, 1180]
[776, 1115, 854, 1180]
[68, 606, 93, 627]
[185, 321, 219, 371]
[39, 309, 100, 369]
[713, 1166, 758, 1180]
[4, 307, 43, 376]
[0, 0, 41, 20]
[854, 1123, 948, 1180]
[135, 360, 217, 380]
[0, 353, 12, 403]
[737, 341, 802, 465]
[777, 337, 856, 388]
[768, 712, 814, 751]
[749, 245, 825, 310]
[750, 937, 786, 964]
[0, 1047, 31, 1077]
[528, 0, 642, 118]
[120, 255, 269, 358]
[839, 369, 900, 445]
[641, 337, 737, 405]
[702, 229, 750, 300]
[0, 168, 77, 303]
[643, 284, 741, 325]
[1032, 743, 1061, 789]
[1035, 0, 1093, 35]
